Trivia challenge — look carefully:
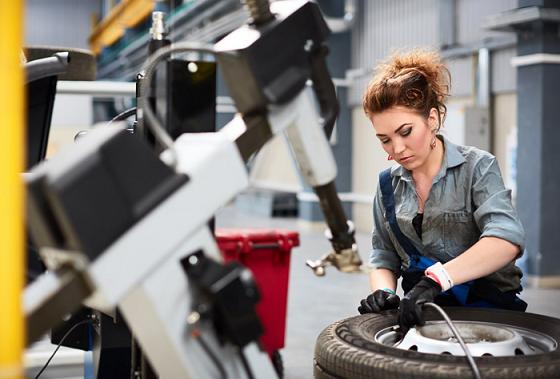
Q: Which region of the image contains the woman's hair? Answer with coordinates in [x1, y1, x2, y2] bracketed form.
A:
[362, 48, 451, 129]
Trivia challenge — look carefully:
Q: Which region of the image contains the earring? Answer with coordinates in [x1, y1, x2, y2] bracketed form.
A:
[387, 154, 393, 161]
[430, 137, 437, 150]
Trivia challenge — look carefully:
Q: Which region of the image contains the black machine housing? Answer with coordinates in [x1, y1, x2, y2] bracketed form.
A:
[216, 1, 332, 114]
[181, 250, 263, 348]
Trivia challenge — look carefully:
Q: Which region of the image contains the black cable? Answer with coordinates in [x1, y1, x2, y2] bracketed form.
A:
[192, 330, 228, 379]
[238, 348, 255, 379]
[107, 107, 137, 125]
[105, 107, 138, 135]
[34, 319, 92, 379]
[424, 302, 482, 379]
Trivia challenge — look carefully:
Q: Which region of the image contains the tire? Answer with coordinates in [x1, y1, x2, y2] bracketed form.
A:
[314, 308, 560, 379]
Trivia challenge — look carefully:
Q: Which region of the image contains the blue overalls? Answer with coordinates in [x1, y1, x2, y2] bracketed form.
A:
[379, 169, 527, 311]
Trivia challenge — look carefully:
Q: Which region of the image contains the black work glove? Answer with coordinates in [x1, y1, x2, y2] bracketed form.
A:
[398, 276, 442, 334]
[358, 289, 400, 314]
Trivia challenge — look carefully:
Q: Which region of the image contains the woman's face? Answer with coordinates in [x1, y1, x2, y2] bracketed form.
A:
[369, 106, 438, 171]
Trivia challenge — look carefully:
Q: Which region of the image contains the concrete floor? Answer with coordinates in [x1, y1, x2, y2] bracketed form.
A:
[25, 205, 560, 378]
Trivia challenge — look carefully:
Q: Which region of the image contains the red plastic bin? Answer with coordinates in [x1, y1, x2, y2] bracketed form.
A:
[215, 228, 299, 356]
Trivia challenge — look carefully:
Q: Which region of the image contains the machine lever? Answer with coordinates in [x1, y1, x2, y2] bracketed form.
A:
[309, 43, 339, 139]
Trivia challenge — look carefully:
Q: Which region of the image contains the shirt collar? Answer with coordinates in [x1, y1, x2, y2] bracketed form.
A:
[390, 135, 466, 182]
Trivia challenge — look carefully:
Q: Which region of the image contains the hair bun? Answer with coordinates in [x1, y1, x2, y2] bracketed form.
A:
[363, 48, 451, 128]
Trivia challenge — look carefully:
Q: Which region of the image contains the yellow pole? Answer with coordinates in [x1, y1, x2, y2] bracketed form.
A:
[0, 0, 25, 379]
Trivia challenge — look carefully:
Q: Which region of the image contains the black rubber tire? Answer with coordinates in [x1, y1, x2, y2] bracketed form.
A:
[314, 308, 560, 379]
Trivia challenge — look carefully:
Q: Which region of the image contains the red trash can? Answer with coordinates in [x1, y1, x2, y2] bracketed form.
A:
[215, 228, 299, 357]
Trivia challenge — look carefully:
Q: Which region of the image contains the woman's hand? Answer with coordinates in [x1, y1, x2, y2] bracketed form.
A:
[358, 289, 400, 314]
[397, 276, 441, 333]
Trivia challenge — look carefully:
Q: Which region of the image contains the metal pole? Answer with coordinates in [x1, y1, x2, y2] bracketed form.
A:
[476, 47, 490, 108]
[0, 0, 25, 378]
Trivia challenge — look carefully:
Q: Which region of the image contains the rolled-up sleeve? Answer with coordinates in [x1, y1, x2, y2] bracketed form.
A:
[370, 184, 402, 275]
[472, 156, 525, 252]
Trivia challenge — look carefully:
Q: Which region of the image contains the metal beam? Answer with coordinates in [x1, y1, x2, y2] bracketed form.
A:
[484, 6, 560, 32]
[57, 80, 136, 97]
[89, 0, 155, 55]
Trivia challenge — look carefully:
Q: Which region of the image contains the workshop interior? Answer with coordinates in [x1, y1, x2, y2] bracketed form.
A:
[2, 0, 560, 378]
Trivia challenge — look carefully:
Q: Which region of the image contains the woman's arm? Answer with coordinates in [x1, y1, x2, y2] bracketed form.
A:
[368, 183, 402, 288]
[369, 268, 397, 292]
[443, 236, 520, 286]
[441, 155, 525, 287]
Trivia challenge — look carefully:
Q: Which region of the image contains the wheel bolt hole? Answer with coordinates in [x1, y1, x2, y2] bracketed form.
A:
[482, 353, 493, 357]
[515, 349, 525, 356]
[441, 351, 452, 355]
[408, 345, 418, 351]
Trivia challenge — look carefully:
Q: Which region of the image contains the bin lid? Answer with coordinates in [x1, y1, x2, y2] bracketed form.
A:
[215, 229, 300, 252]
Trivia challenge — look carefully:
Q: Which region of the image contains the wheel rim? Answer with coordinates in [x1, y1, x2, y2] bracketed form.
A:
[375, 321, 558, 357]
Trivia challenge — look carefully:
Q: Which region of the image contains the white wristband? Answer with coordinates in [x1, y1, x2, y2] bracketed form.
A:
[425, 262, 454, 291]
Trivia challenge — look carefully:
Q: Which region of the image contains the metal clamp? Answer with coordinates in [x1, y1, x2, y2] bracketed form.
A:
[306, 243, 363, 276]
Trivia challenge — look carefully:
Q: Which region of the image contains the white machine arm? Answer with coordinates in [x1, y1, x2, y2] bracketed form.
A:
[274, 88, 363, 275]
[215, 0, 363, 276]
[119, 227, 276, 379]
[24, 129, 275, 378]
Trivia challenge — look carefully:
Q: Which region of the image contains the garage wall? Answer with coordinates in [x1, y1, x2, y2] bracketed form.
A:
[248, 134, 303, 193]
[455, 0, 517, 45]
[349, 0, 439, 106]
[492, 47, 517, 94]
[25, 0, 100, 49]
[351, 109, 393, 233]
[493, 92, 517, 198]
[444, 95, 474, 145]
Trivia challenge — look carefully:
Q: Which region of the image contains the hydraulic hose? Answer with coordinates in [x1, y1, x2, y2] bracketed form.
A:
[424, 303, 482, 379]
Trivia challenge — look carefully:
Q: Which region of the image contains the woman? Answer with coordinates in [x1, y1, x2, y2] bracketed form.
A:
[357, 49, 527, 333]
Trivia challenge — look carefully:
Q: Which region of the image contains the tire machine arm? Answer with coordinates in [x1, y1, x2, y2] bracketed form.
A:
[215, 0, 363, 277]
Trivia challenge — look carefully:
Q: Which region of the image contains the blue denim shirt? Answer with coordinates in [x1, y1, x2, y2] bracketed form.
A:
[370, 136, 524, 292]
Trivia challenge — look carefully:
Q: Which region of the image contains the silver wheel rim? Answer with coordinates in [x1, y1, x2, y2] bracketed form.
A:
[375, 321, 558, 357]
